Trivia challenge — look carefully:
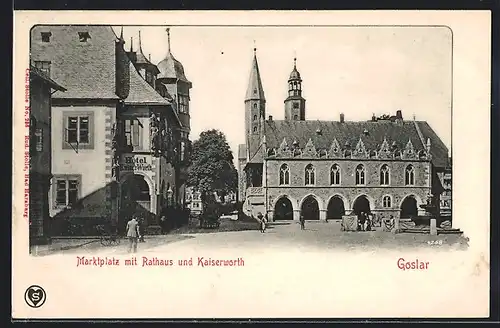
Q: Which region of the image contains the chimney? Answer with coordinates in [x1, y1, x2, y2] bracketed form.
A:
[396, 110, 403, 120]
[340, 113, 345, 123]
[268, 115, 273, 121]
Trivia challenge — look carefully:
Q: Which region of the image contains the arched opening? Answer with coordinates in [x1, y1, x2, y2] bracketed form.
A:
[327, 196, 345, 220]
[352, 195, 371, 215]
[274, 197, 293, 221]
[400, 195, 418, 219]
[120, 174, 151, 227]
[301, 196, 320, 220]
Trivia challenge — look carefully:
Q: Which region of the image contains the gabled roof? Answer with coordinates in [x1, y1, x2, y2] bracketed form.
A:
[30, 25, 120, 99]
[260, 119, 449, 168]
[414, 121, 449, 168]
[125, 61, 171, 106]
[29, 65, 66, 92]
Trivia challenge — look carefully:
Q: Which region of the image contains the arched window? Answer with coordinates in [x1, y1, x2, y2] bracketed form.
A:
[405, 165, 415, 185]
[253, 115, 257, 121]
[294, 115, 298, 120]
[355, 164, 365, 185]
[382, 195, 392, 208]
[253, 126, 257, 133]
[330, 164, 341, 185]
[253, 103, 257, 109]
[305, 164, 315, 185]
[279, 164, 290, 185]
[380, 164, 390, 186]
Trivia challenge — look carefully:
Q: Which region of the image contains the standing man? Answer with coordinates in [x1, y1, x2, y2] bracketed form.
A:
[300, 214, 305, 230]
[257, 212, 266, 233]
[126, 216, 141, 253]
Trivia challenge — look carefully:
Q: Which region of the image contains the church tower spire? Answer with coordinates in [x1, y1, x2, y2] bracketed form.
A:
[284, 56, 306, 121]
[245, 47, 266, 139]
[245, 47, 266, 102]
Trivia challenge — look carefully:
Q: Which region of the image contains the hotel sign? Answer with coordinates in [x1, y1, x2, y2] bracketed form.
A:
[120, 155, 153, 172]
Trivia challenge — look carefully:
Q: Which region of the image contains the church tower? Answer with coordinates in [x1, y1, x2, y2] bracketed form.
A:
[284, 57, 306, 121]
[245, 48, 266, 142]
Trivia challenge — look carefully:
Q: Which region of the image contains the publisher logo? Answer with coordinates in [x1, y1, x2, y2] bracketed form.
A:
[24, 285, 46, 308]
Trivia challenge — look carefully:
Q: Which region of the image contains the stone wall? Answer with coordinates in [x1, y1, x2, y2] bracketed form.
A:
[263, 158, 431, 221]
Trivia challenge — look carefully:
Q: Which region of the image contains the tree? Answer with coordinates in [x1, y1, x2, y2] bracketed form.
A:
[187, 129, 238, 209]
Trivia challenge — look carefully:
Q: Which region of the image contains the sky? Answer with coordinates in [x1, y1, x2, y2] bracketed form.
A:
[113, 26, 452, 164]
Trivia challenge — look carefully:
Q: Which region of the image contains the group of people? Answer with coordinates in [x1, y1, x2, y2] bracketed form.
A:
[257, 213, 308, 232]
[357, 211, 372, 231]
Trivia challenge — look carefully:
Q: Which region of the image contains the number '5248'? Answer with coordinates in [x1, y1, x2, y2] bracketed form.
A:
[427, 240, 443, 245]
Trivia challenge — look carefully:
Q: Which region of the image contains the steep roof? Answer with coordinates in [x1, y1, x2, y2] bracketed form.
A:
[261, 119, 449, 168]
[157, 54, 190, 83]
[125, 62, 171, 106]
[134, 31, 161, 74]
[156, 29, 191, 84]
[414, 121, 449, 168]
[30, 25, 120, 99]
[29, 65, 66, 92]
[245, 51, 266, 102]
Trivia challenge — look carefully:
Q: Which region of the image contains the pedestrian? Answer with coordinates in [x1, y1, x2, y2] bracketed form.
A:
[300, 214, 305, 230]
[126, 216, 141, 253]
[359, 212, 366, 231]
[257, 212, 265, 233]
[365, 213, 372, 231]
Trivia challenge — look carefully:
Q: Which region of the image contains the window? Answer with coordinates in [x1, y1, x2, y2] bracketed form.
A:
[180, 141, 186, 161]
[253, 103, 257, 109]
[382, 195, 392, 208]
[34, 61, 51, 76]
[279, 164, 290, 185]
[124, 119, 142, 149]
[78, 31, 91, 42]
[253, 126, 257, 133]
[145, 70, 154, 85]
[380, 164, 390, 186]
[63, 112, 94, 150]
[355, 164, 365, 185]
[293, 102, 299, 109]
[305, 164, 315, 185]
[405, 165, 415, 185]
[330, 164, 341, 185]
[178, 95, 189, 114]
[41, 32, 52, 42]
[294, 115, 298, 120]
[253, 115, 257, 121]
[67, 116, 89, 144]
[34, 128, 43, 152]
[54, 176, 80, 207]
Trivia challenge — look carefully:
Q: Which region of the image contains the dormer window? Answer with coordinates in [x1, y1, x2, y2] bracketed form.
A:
[78, 32, 91, 42]
[34, 61, 51, 76]
[41, 32, 52, 42]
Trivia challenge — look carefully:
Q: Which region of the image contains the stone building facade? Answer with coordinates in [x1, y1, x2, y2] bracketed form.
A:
[238, 50, 451, 223]
[30, 25, 191, 234]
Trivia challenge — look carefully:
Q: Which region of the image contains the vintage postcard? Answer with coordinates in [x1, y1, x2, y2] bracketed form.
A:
[12, 10, 491, 319]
